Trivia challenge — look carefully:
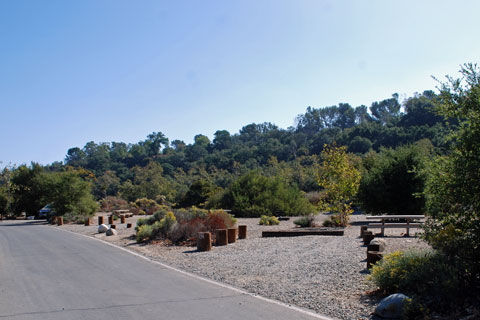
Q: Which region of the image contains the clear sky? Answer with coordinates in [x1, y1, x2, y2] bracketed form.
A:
[1, 0, 479, 167]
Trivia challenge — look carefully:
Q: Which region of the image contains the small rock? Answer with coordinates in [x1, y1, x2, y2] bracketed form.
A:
[98, 224, 109, 233]
[106, 228, 118, 236]
[375, 293, 409, 319]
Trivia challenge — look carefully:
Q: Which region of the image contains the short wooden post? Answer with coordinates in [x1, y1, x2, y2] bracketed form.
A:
[85, 218, 90, 226]
[110, 224, 116, 229]
[120, 215, 125, 224]
[98, 216, 104, 225]
[216, 229, 228, 246]
[126, 223, 132, 228]
[406, 218, 410, 236]
[367, 243, 381, 252]
[367, 251, 384, 269]
[108, 215, 114, 225]
[57, 216, 63, 226]
[360, 226, 368, 237]
[197, 232, 212, 252]
[380, 219, 385, 236]
[363, 231, 374, 245]
[238, 225, 247, 239]
[227, 228, 237, 243]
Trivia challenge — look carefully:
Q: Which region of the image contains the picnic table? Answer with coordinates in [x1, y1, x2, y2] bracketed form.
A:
[366, 215, 425, 236]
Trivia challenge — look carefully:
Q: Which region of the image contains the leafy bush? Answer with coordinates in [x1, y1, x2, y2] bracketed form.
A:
[259, 215, 280, 225]
[293, 215, 315, 227]
[221, 171, 314, 217]
[368, 249, 461, 309]
[322, 215, 342, 227]
[135, 207, 236, 244]
[129, 198, 162, 215]
[357, 142, 431, 215]
[136, 224, 154, 242]
[100, 196, 129, 212]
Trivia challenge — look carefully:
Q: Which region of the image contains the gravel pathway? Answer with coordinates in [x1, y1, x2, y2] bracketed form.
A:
[57, 213, 429, 320]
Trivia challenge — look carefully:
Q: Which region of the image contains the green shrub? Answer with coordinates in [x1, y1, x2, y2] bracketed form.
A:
[136, 224, 153, 242]
[221, 171, 314, 217]
[368, 249, 461, 308]
[294, 215, 315, 227]
[322, 215, 342, 227]
[357, 143, 431, 215]
[259, 215, 280, 225]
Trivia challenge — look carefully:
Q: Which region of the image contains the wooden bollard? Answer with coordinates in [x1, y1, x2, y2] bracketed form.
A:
[360, 226, 368, 237]
[197, 232, 212, 252]
[238, 225, 247, 239]
[363, 231, 374, 245]
[216, 229, 228, 246]
[57, 216, 63, 226]
[110, 224, 116, 229]
[126, 223, 132, 228]
[98, 216, 104, 225]
[227, 228, 237, 243]
[367, 251, 384, 269]
[108, 215, 114, 225]
[120, 215, 125, 224]
[85, 218, 90, 226]
[367, 243, 381, 252]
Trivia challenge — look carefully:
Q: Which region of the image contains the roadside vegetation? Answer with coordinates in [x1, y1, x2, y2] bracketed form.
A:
[1, 64, 479, 318]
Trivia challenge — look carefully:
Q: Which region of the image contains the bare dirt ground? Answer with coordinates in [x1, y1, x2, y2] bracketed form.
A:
[55, 213, 429, 320]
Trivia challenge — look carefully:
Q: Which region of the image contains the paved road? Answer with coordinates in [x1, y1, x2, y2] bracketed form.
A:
[0, 221, 332, 320]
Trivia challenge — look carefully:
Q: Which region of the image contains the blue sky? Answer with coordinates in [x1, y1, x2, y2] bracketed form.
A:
[1, 0, 479, 167]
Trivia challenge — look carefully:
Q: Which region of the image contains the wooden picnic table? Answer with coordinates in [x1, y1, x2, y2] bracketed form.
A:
[366, 215, 425, 236]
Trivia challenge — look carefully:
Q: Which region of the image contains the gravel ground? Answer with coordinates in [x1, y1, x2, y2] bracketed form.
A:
[57, 213, 429, 320]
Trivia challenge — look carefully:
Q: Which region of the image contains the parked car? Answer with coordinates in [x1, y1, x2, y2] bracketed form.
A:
[38, 204, 53, 219]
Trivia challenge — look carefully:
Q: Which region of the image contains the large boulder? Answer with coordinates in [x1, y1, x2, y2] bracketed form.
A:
[106, 228, 118, 236]
[375, 293, 409, 319]
[98, 224, 109, 233]
[369, 238, 387, 252]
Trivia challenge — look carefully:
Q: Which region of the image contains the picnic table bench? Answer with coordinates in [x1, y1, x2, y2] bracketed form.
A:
[366, 215, 425, 236]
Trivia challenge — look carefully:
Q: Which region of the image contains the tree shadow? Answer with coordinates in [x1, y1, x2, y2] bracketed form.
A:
[0, 220, 49, 227]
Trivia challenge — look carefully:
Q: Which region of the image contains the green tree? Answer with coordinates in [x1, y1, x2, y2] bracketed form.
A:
[357, 142, 432, 215]
[45, 170, 98, 220]
[317, 144, 361, 226]
[10, 163, 47, 217]
[423, 63, 480, 283]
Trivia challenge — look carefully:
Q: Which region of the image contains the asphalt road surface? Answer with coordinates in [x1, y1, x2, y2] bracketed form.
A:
[0, 221, 332, 320]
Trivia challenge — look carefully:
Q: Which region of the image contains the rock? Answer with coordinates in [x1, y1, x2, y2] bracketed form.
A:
[375, 293, 409, 319]
[369, 238, 386, 252]
[98, 224, 109, 233]
[106, 228, 118, 236]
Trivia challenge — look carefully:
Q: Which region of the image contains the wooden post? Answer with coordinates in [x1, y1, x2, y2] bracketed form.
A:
[238, 225, 247, 239]
[98, 216, 104, 225]
[227, 228, 237, 243]
[216, 229, 228, 246]
[360, 225, 368, 237]
[57, 216, 63, 226]
[120, 215, 125, 224]
[126, 223, 132, 228]
[110, 224, 116, 229]
[85, 218, 90, 226]
[197, 232, 212, 252]
[381, 218, 385, 236]
[406, 218, 410, 236]
[367, 251, 384, 269]
[363, 231, 374, 245]
[108, 215, 114, 225]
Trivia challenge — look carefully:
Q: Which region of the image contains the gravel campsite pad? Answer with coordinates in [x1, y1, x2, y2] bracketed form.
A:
[58, 214, 429, 320]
